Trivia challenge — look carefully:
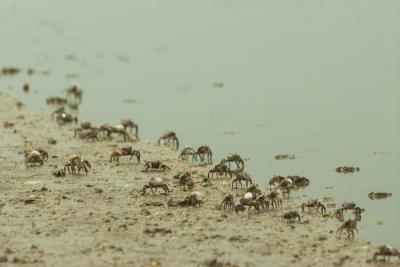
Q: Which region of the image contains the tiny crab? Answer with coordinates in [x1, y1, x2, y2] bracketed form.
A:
[256, 195, 270, 211]
[288, 175, 310, 187]
[282, 211, 301, 223]
[56, 112, 78, 125]
[235, 204, 246, 213]
[267, 190, 283, 209]
[98, 124, 130, 141]
[373, 245, 400, 262]
[142, 177, 170, 194]
[220, 153, 244, 171]
[74, 122, 98, 138]
[158, 131, 179, 149]
[275, 154, 295, 160]
[231, 172, 253, 189]
[77, 129, 99, 141]
[178, 147, 197, 161]
[53, 169, 66, 177]
[30, 148, 48, 161]
[179, 191, 203, 207]
[268, 175, 286, 189]
[144, 161, 171, 172]
[336, 219, 358, 239]
[301, 199, 326, 214]
[246, 185, 262, 198]
[195, 145, 213, 164]
[64, 155, 91, 174]
[278, 178, 293, 197]
[65, 84, 83, 104]
[239, 197, 260, 213]
[335, 166, 360, 174]
[109, 146, 140, 163]
[220, 194, 235, 211]
[178, 171, 195, 190]
[368, 192, 393, 200]
[121, 119, 139, 139]
[46, 97, 67, 106]
[336, 202, 361, 221]
[208, 163, 232, 179]
[25, 150, 44, 166]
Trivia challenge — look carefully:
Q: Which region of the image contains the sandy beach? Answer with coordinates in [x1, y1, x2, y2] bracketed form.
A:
[0, 89, 390, 266]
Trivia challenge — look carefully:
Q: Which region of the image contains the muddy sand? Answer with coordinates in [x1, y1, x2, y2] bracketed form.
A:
[0, 90, 385, 266]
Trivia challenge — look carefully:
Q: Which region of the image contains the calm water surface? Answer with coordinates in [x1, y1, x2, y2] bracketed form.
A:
[1, 0, 399, 245]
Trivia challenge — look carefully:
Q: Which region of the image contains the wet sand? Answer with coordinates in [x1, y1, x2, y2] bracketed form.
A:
[0, 89, 387, 266]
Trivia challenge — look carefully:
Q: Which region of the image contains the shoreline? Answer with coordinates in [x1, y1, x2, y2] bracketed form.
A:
[0, 89, 379, 266]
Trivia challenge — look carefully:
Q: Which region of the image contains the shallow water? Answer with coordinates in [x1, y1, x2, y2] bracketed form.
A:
[1, 0, 399, 245]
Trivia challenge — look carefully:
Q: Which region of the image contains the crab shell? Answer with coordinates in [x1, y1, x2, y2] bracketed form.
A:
[244, 192, 253, 200]
[115, 125, 124, 131]
[190, 191, 202, 200]
[149, 176, 164, 186]
[30, 150, 41, 157]
[69, 154, 80, 160]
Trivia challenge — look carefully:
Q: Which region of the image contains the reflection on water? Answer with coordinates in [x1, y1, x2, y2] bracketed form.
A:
[1, 0, 399, 245]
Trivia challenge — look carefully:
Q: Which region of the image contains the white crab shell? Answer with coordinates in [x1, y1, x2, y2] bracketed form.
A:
[30, 150, 41, 157]
[150, 176, 164, 185]
[244, 192, 253, 200]
[115, 125, 124, 132]
[190, 191, 202, 200]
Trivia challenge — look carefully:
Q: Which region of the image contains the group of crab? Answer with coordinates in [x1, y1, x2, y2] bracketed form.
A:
[73, 119, 139, 142]
[28, 91, 398, 262]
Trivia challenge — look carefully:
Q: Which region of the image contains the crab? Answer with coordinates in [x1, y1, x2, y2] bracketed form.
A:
[53, 169, 66, 177]
[25, 150, 44, 166]
[231, 172, 253, 189]
[336, 166, 360, 174]
[275, 154, 295, 160]
[194, 145, 213, 164]
[178, 171, 195, 190]
[26, 149, 48, 161]
[267, 190, 283, 209]
[158, 131, 179, 149]
[246, 185, 262, 198]
[368, 192, 393, 200]
[121, 119, 139, 139]
[282, 211, 301, 223]
[178, 147, 197, 161]
[278, 178, 293, 197]
[220, 194, 235, 211]
[220, 153, 244, 171]
[144, 161, 171, 172]
[98, 124, 130, 141]
[336, 219, 358, 239]
[336, 202, 363, 221]
[142, 177, 170, 194]
[77, 129, 99, 141]
[46, 97, 67, 106]
[268, 175, 286, 189]
[64, 155, 91, 174]
[301, 199, 326, 214]
[208, 163, 232, 179]
[109, 146, 140, 163]
[288, 176, 310, 187]
[74, 122, 98, 137]
[179, 191, 203, 207]
[51, 107, 66, 119]
[239, 197, 260, 212]
[256, 195, 270, 211]
[235, 204, 246, 213]
[373, 245, 400, 262]
[65, 84, 83, 104]
[56, 112, 78, 125]
[353, 207, 365, 221]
